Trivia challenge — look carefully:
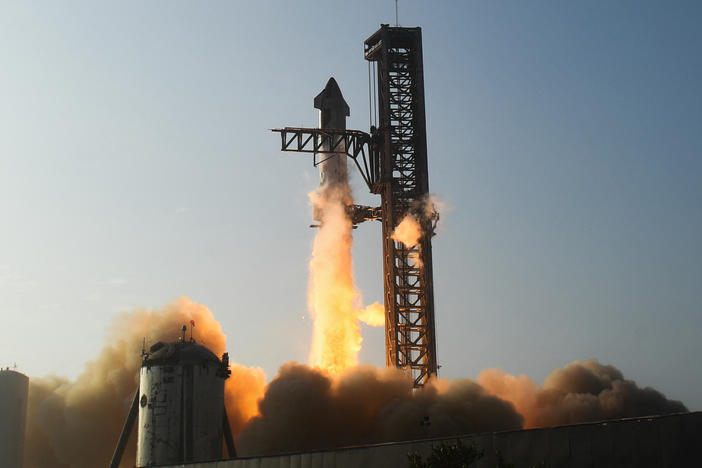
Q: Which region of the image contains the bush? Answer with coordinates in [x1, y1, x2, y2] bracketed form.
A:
[408, 439, 483, 468]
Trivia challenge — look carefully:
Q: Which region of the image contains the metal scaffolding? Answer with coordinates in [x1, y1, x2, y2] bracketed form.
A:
[365, 25, 437, 387]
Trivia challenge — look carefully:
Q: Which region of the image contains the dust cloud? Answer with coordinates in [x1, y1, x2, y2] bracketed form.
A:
[24, 297, 265, 468]
[479, 359, 687, 428]
[23, 299, 687, 465]
[237, 363, 522, 456]
[235, 359, 686, 457]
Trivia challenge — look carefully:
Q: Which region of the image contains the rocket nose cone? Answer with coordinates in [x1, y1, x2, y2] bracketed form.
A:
[323, 77, 343, 97]
[314, 77, 350, 116]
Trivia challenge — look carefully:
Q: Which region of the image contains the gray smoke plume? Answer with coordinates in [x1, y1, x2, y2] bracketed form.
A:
[236, 363, 523, 456]
[478, 359, 687, 428]
[237, 360, 687, 457]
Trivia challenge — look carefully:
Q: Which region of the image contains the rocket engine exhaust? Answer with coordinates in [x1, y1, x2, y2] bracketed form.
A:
[307, 78, 383, 375]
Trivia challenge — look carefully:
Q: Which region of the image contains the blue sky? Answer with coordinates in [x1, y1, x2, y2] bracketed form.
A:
[1, 1, 700, 409]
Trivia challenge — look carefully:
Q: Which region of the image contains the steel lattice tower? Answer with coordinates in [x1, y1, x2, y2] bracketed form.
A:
[365, 25, 437, 387]
[273, 24, 438, 387]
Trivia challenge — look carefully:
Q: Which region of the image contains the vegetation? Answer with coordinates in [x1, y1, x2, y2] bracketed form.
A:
[408, 440, 547, 468]
[495, 449, 514, 468]
[408, 439, 483, 468]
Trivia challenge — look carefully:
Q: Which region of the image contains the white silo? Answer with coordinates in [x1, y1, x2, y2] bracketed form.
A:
[136, 339, 231, 467]
[0, 368, 29, 468]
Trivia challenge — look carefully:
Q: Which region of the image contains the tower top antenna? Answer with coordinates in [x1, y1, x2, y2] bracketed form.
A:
[395, 0, 399, 26]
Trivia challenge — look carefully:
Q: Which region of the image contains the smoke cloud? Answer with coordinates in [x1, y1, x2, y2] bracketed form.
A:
[237, 363, 522, 457]
[23, 297, 687, 465]
[478, 359, 687, 428]
[390, 195, 443, 268]
[391, 214, 423, 248]
[24, 297, 265, 468]
[236, 360, 686, 457]
[391, 194, 443, 247]
[357, 301, 385, 327]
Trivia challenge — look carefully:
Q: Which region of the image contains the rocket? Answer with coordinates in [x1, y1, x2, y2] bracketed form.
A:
[313, 78, 351, 222]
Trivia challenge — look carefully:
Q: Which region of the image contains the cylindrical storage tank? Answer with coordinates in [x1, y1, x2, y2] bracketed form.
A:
[0, 369, 29, 468]
[136, 341, 229, 467]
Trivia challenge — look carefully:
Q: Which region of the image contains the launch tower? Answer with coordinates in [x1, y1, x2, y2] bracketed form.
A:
[365, 25, 437, 386]
[274, 25, 438, 387]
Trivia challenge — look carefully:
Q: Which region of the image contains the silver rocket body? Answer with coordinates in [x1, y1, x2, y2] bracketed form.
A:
[313, 77, 351, 221]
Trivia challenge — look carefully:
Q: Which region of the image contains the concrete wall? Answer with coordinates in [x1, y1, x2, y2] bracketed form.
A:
[160, 412, 701, 468]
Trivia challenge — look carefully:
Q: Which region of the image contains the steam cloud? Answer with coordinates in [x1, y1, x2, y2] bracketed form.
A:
[391, 214, 423, 248]
[390, 195, 443, 268]
[357, 302, 385, 327]
[24, 297, 265, 468]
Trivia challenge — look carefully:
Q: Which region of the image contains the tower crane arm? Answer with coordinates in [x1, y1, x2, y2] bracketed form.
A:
[272, 127, 382, 193]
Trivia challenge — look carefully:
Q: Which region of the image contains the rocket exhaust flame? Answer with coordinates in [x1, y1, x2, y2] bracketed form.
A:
[307, 173, 383, 373]
[307, 186, 363, 374]
[307, 78, 383, 375]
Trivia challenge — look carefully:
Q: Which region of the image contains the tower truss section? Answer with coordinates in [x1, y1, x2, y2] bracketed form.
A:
[365, 25, 438, 387]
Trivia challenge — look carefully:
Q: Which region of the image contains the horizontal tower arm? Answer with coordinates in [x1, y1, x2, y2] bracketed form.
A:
[272, 127, 382, 193]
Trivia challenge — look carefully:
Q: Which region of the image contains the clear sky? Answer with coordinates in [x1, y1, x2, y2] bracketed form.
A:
[1, 1, 700, 409]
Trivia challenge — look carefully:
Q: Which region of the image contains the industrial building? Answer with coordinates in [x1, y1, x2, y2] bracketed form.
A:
[160, 412, 701, 468]
[110, 334, 236, 468]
